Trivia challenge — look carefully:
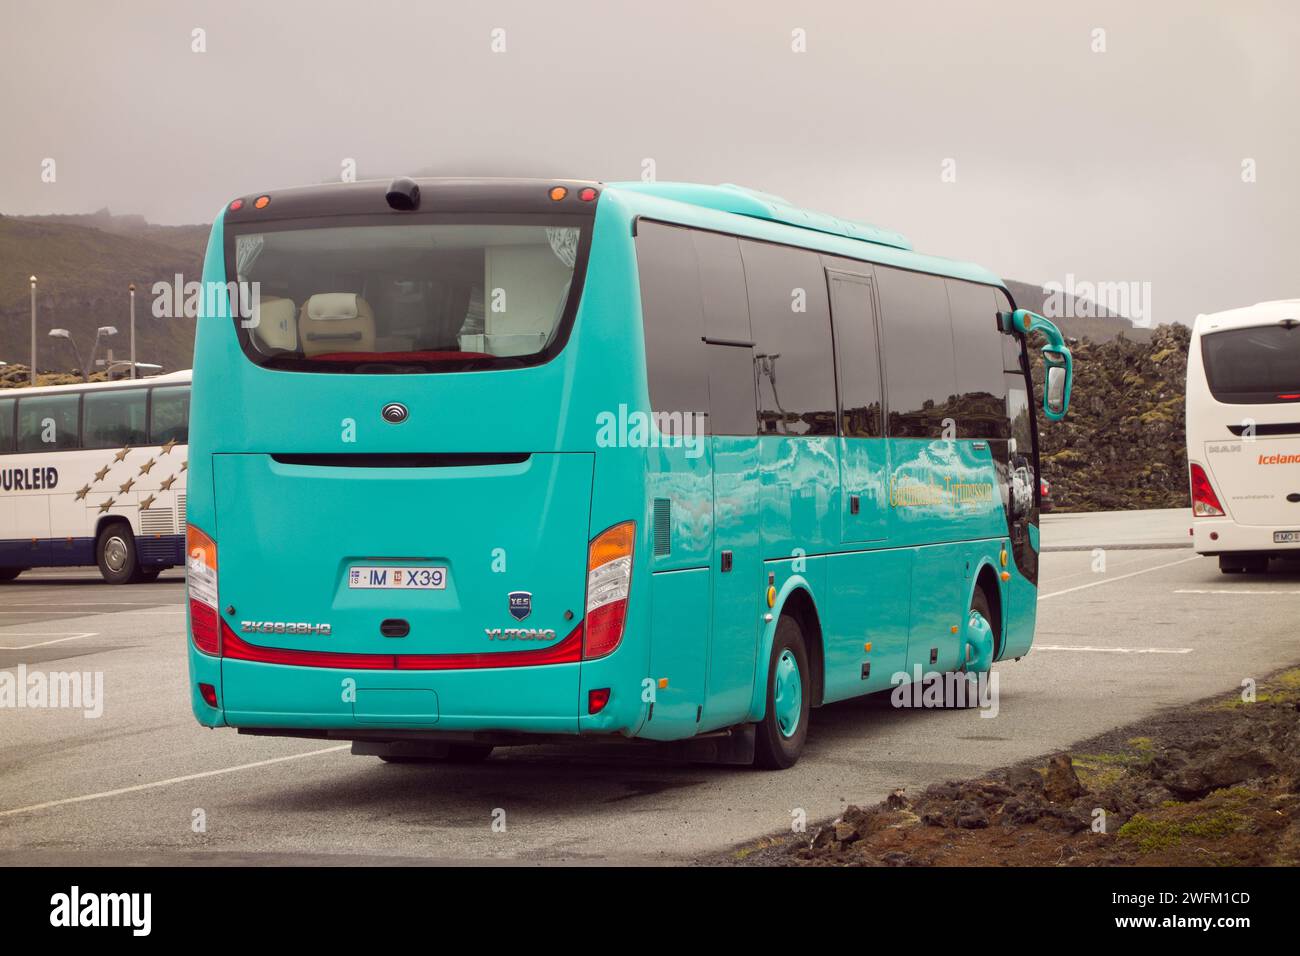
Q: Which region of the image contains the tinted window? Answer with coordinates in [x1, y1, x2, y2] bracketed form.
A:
[636, 222, 709, 421]
[707, 343, 757, 436]
[740, 240, 836, 436]
[83, 389, 147, 450]
[694, 231, 752, 344]
[947, 280, 1009, 439]
[149, 386, 191, 445]
[17, 394, 80, 452]
[0, 398, 13, 452]
[1201, 325, 1300, 404]
[877, 267, 957, 438]
[829, 272, 883, 438]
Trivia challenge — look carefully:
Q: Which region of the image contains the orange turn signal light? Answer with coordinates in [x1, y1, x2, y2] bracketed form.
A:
[548, 186, 568, 201]
[254, 195, 270, 209]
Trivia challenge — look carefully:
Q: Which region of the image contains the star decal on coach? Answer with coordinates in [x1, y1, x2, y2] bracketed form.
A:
[114, 446, 131, 463]
[75, 484, 91, 501]
[98, 498, 116, 514]
[160, 438, 177, 455]
[159, 475, 177, 491]
[138, 458, 155, 475]
[94, 465, 111, 482]
[118, 477, 135, 494]
[180, 460, 188, 472]
[139, 494, 157, 510]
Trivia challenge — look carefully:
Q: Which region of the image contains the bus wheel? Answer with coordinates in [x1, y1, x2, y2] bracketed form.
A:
[754, 615, 810, 770]
[0, 568, 24, 582]
[946, 588, 995, 708]
[96, 521, 140, 585]
[379, 745, 494, 764]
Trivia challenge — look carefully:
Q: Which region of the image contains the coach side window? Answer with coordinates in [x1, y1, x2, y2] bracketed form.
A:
[149, 386, 191, 445]
[740, 240, 836, 437]
[636, 221, 710, 426]
[946, 279, 1010, 439]
[83, 389, 147, 450]
[695, 231, 757, 436]
[0, 398, 13, 453]
[16, 394, 80, 452]
[828, 272, 884, 438]
[877, 266, 958, 439]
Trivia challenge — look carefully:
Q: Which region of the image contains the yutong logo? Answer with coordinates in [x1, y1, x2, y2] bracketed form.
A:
[485, 627, 557, 641]
[240, 621, 332, 635]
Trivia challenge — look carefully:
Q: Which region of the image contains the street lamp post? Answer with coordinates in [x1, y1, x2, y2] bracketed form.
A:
[49, 326, 117, 383]
[29, 275, 37, 385]
[128, 283, 137, 380]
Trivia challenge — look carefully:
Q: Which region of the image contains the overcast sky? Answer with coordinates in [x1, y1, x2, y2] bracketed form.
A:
[2, 0, 1297, 325]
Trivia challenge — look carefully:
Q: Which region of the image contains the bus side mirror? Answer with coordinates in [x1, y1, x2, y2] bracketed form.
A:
[1042, 348, 1072, 421]
[1002, 309, 1073, 422]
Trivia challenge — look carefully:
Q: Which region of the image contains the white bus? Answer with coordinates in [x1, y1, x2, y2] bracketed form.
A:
[1187, 301, 1300, 573]
[0, 370, 190, 584]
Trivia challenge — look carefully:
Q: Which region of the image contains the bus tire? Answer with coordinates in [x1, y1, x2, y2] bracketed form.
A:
[945, 587, 995, 708]
[753, 614, 810, 770]
[96, 521, 140, 585]
[0, 567, 24, 582]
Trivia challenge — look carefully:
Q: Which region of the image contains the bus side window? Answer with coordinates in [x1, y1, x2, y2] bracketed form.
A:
[694, 232, 756, 436]
[16, 394, 80, 452]
[83, 389, 147, 450]
[876, 266, 959, 439]
[150, 387, 191, 445]
[946, 279, 1009, 440]
[0, 397, 14, 453]
[740, 239, 836, 437]
[827, 273, 884, 438]
[635, 221, 710, 429]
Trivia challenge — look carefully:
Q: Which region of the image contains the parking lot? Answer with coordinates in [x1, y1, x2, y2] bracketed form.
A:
[1, 509, 1297, 864]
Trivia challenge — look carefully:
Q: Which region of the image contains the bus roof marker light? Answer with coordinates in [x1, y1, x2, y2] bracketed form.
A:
[385, 177, 421, 211]
[578, 187, 598, 201]
[228, 198, 243, 212]
[254, 195, 270, 210]
[549, 186, 568, 201]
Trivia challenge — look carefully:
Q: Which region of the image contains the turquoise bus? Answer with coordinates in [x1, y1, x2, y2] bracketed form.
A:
[186, 178, 1071, 768]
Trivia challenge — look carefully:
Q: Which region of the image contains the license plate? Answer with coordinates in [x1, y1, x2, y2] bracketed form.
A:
[1273, 531, 1300, 544]
[349, 566, 447, 590]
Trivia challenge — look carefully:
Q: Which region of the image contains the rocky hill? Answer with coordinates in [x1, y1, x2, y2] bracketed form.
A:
[1034, 323, 1191, 512]
[0, 212, 206, 375]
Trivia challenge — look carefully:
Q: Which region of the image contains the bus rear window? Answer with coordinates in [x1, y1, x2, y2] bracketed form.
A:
[227, 219, 589, 373]
[1201, 324, 1300, 403]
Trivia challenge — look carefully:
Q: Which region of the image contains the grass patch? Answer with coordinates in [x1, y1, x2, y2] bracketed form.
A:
[1118, 808, 1248, 853]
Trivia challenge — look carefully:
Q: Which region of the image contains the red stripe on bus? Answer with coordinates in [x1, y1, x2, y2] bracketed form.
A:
[218, 620, 583, 670]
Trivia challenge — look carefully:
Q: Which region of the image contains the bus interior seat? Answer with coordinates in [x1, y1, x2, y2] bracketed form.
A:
[299, 293, 376, 356]
[250, 296, 298, 354]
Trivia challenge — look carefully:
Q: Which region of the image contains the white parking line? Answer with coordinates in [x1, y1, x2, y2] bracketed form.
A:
[1175, 589, 1300, 595]
[0, 745, 350, 818]
[1038, 555, 1199, 600]
[0, 632, 98, 650]
[1035, 645, 1193, 654]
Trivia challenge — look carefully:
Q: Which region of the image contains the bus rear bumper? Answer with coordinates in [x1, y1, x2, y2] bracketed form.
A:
[211, 657, 589, 735]
[1192, 518, 1300, 555]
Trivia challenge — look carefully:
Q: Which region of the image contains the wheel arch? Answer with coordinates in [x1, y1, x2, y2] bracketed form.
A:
[971, 561, 1003, 660]
[746, 577, 825, 723]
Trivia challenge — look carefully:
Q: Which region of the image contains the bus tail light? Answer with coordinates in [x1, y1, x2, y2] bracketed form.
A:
[583, 521, 635, 659]
[187, 525, 221, 655]
[1189, 463, 1225, 517]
